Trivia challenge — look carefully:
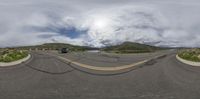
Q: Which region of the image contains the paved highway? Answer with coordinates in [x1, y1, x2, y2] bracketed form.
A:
[0, 50, 200, 99]
[48, 50, 170, 67]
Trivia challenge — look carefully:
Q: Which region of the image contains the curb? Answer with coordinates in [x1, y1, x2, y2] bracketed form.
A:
[176, 55, 200, 67]
[0, 54, 31, 67]
[55, 54, 167, 75]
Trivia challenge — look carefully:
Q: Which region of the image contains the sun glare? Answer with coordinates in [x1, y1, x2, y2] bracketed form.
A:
[93, 17, 109, 29]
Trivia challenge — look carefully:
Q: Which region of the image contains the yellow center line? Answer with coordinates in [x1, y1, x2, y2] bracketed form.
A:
[57, 55, 149, 71]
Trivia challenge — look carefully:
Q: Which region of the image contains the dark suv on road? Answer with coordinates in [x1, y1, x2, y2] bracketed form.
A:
[60, 48, 68, 53]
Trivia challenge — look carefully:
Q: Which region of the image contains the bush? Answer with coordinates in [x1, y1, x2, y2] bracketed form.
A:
[178, 49, 200, 62]
[0, 50, 28, 62]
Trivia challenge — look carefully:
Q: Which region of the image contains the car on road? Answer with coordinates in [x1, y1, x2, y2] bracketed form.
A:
[60, 48, 69, 53]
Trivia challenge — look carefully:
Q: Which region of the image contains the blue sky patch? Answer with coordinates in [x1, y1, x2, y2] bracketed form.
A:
[57, 27, 87, 39]
[25, 25, 87, 39]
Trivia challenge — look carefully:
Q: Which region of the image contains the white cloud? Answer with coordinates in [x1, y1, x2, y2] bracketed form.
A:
[71, 6, 169, 47]
[0, 0, 200, 47]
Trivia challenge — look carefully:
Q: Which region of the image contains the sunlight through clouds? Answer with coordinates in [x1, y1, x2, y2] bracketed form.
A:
[0, 0, 200, 47]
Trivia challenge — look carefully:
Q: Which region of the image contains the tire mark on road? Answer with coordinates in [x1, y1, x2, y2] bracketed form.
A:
[24, 52, 75, 75]
[25, 63, 74, 75]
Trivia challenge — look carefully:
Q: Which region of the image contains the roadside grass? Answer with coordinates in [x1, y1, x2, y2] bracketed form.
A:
[178, 49, 200, 62]
[0, 50, 28, 62]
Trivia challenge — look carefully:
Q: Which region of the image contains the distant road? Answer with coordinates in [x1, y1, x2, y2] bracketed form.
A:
[0, 50, 200, 99]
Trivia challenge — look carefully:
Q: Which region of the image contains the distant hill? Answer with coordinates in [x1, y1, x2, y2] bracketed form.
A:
[13, 43, 96, 52]
[5, 42, 166, 53]
[101, 42, 164, 53]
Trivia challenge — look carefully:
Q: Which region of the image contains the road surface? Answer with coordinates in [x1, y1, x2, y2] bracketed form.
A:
[0, 50, 200, 99]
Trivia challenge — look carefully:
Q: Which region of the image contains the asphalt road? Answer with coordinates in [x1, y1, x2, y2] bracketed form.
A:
[48, 50, 170, 67]
[0, 50, 200, 99]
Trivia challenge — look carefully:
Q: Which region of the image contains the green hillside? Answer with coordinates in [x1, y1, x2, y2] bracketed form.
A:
[102, 42, 163, 53]
[3, 42, 165, 53]
[14, 43, 95, 52]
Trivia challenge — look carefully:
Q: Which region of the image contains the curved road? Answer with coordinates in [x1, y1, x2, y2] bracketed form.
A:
[0, 51, 200, 99]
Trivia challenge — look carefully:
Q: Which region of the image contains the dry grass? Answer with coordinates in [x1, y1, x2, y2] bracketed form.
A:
[178, 49, 200, 62]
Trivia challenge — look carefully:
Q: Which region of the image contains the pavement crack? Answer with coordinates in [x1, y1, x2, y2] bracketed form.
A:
[25, 64, 75, 75]
[145, 59, 157, 65]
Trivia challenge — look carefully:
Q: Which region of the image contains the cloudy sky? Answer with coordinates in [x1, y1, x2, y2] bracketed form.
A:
[0, 0, 200, 47]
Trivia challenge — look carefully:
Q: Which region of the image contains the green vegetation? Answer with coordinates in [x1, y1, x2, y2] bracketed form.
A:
[0, 50, 28, 62]
[3, 42, 165, 54]
[178, 49, 200, 62]
[102, 42, 164, 54]
[14, 43, 96, 52]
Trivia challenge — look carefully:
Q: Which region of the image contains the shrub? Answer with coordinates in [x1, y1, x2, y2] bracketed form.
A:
[178, 49, 200, 62]
[0, 50, 28, 62]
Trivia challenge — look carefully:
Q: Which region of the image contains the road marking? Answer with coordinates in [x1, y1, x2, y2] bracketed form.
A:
[40, 51, 167, 74]
[56, 55, 148, 71]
